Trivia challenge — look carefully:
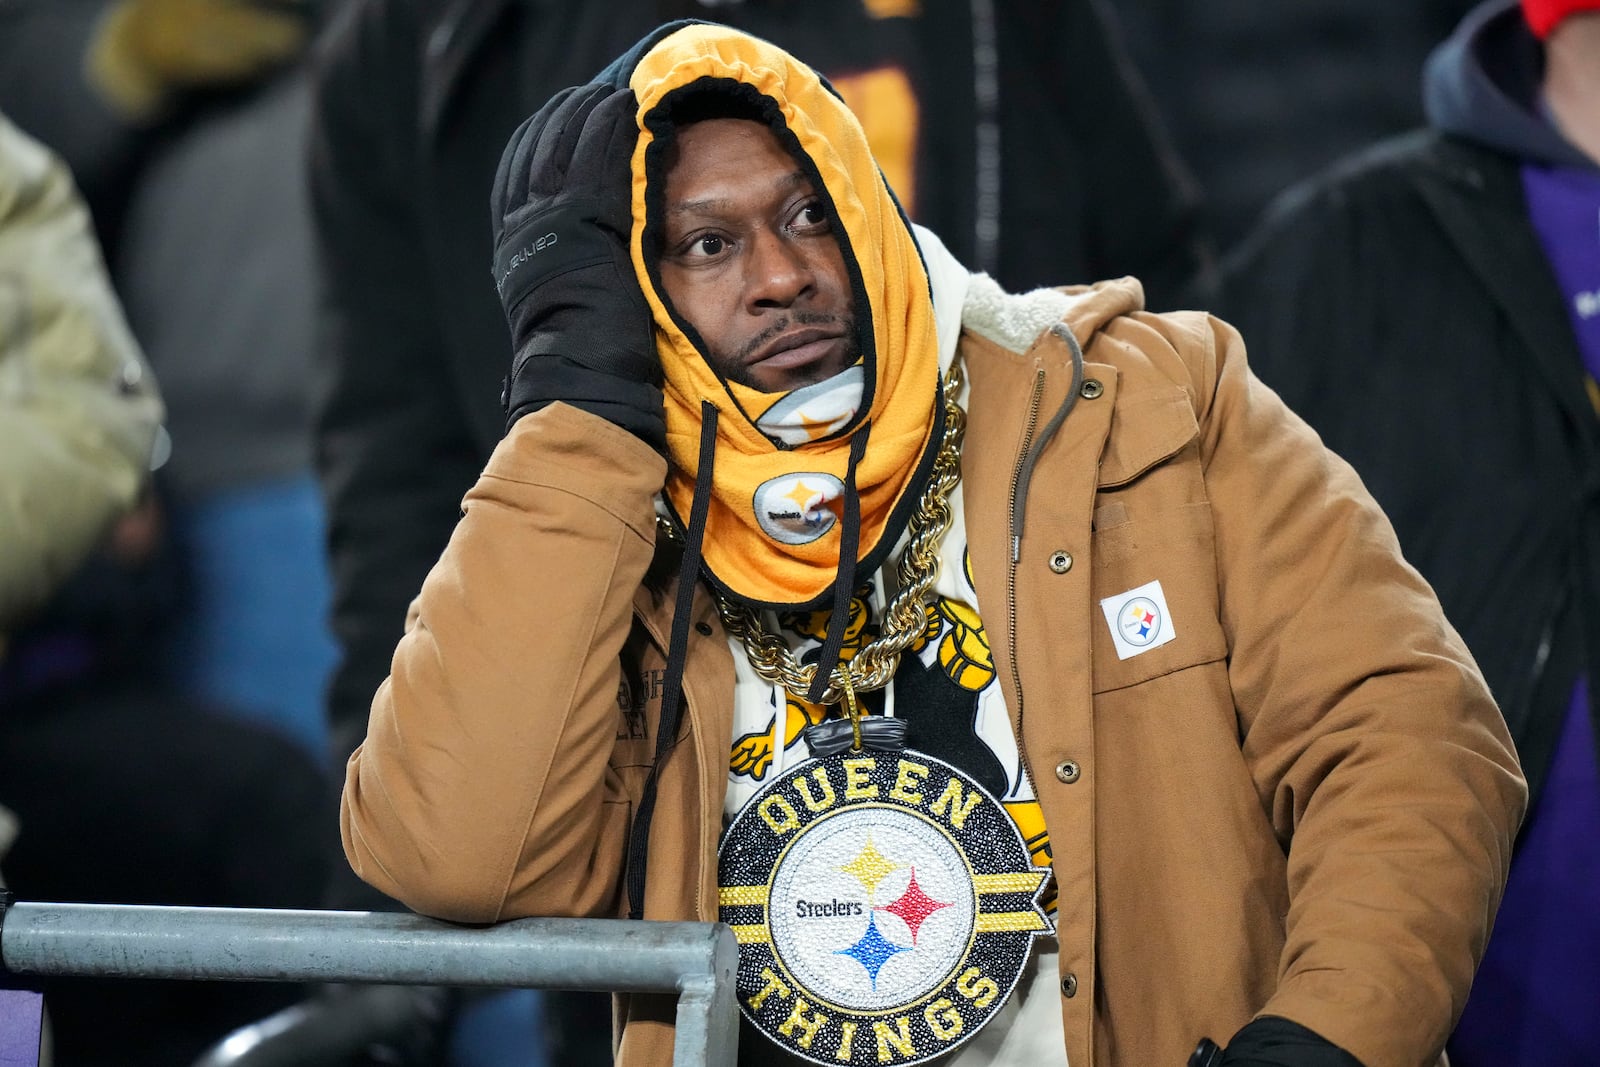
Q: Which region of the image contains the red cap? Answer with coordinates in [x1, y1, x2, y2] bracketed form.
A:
[1522, 0, 1600, 37]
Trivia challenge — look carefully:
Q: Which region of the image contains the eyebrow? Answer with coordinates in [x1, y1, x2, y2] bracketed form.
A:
[666, 170, 811, 217]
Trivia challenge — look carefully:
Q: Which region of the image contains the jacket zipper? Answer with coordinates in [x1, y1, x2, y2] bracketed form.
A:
[1526, 616, 1555, 715]
[1007, 368, 1046, 789]
[1514, 570, 1567, 760]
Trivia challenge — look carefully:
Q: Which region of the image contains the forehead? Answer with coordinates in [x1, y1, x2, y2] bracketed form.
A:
[663, 118, 805, 203]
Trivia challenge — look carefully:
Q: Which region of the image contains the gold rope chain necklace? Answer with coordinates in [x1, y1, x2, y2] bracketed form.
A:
[712, 360, 966, 712]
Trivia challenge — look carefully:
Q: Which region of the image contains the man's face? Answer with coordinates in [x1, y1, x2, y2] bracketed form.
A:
[658, 119, 860, 394]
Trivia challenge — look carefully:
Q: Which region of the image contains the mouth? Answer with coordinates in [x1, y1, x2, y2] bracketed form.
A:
[747, 326, 846, 374]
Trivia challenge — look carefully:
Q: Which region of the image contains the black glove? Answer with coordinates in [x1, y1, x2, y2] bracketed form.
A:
[1215, 1016, 1365, 1067]
[490, 82, 664, 450]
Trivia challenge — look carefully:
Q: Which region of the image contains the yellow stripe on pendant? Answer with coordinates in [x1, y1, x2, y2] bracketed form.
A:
[729, 924, 772, 945]
[718, 885, 769, 908]
[975, 911, 1052, 934]
[972, 872, 1046, 896]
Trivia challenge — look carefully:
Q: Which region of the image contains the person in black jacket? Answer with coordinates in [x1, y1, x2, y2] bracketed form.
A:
[1212, 1, 1600, 1063]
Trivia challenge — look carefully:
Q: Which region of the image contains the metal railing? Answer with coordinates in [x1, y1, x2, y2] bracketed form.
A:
[0, 899, 739, 1067]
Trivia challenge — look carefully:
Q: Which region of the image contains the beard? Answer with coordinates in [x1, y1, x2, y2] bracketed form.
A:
[709, 310, 862, 392]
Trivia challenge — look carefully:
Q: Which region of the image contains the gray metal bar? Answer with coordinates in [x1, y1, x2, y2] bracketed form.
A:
[671, 971, 739, 1067]
[0, 903, 739, 1064]
[1, 904, 718, 990]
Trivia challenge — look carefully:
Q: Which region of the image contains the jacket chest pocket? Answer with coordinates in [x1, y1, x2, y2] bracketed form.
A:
[1089, 393, 1226, 694]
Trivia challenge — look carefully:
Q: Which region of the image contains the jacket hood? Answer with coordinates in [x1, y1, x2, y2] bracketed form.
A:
[1423, 0, 1595, 169]
[608, 22, 944, 612]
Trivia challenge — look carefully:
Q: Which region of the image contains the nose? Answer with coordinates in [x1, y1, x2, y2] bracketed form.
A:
[744, 228, 814, 312]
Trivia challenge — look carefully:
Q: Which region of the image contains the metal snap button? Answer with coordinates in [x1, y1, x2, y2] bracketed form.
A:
[1055, 760, 1080, 784]
[1080, 378, 1104, 400]
[1061, 973, 1078, 998]
[1049, 551, 1073, 574]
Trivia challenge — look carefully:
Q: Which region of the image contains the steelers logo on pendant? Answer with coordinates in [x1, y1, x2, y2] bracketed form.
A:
[717, 750, 1050, 1066]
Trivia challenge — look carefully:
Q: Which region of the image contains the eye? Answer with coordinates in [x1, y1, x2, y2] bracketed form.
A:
[788, 199, 831, 234]
[674, 232, 729, 260]
[697, 234, 727, 256]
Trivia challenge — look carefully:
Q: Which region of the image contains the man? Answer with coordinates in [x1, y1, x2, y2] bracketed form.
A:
[342, 23, 1524, 1067]
[306, 27, 1211, 1046]
[311, 7, 1209, 1044]
[309, 0, 1208, 774]
[1213, 1, 1600, 1063]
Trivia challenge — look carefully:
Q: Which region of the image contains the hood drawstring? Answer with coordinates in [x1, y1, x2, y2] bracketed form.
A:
[1010, 323, 1084, 558]
[805, 425, 872, 704]
[626, 402, 718, 921]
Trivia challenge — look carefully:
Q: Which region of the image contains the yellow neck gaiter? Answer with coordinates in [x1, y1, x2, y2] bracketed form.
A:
[626, 23, 941, 611]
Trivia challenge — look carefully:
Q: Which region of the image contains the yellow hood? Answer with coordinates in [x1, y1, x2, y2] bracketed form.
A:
[624, 22, 942, 610]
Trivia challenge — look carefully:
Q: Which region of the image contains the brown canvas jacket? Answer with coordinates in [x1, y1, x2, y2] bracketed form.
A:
[343, 278, 1524, 1067]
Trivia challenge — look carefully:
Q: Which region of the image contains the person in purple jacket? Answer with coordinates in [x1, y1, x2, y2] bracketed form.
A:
[1213, 1, 1600, 1063]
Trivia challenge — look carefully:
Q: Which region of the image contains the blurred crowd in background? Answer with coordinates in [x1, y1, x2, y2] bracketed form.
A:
[0, 0, 1594, 1065]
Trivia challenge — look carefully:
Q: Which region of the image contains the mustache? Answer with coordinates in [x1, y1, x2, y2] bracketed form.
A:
[735, 311, 852, 364]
